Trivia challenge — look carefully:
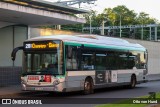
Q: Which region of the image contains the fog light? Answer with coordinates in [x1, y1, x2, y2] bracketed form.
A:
[22, 84, 26, 90]
[53, 79, 60, 86]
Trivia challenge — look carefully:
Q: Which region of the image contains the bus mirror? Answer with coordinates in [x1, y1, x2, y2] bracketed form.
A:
[67, 46, 72, 59]
[11, 46, 24, 61]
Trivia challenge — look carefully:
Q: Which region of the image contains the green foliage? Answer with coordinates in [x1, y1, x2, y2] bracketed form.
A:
[59, 5, 159, 38]
[96, 92, 160, 107]
[84, 5, 157, 26]
[112, 5, 137, 25]
[136, 12, 156, 24]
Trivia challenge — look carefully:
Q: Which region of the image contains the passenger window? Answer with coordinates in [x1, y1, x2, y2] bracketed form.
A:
[129, 51, 146, 69]
[95, 53, 106, 70]
[66, 46, 79, 70]
[81, 51, 95, 70]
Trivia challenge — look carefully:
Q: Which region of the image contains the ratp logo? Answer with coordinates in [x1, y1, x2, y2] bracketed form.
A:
[2, 99, 11, 104]
[25, 44, 31, 48]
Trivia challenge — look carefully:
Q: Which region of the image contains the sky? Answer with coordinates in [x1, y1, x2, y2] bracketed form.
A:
[44, 0, 160, 21]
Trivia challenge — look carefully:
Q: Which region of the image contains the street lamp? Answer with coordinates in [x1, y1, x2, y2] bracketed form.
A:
[89, 15, 92, 34]
[101, 20, 107, 35]
[101, 13, 108, 35]
[120, 14, 122, 38]
[114, 12, 122, 38]
[141, 20, 144, 40]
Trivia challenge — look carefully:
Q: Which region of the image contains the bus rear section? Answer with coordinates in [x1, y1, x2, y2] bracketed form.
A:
[63, 44, 148, 94]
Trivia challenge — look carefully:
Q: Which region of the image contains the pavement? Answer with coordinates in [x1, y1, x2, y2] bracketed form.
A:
[0, 85, 22, 96]
[147, 74, 160, 81]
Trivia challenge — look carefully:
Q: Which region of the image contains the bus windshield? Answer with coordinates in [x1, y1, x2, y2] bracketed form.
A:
[23, 41, 63, 75]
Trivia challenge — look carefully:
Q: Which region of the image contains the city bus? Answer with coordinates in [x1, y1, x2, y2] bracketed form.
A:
[11, 34, 148, 94]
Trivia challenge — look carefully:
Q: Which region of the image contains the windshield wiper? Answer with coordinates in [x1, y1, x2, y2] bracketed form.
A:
[22, 71, 61, 76]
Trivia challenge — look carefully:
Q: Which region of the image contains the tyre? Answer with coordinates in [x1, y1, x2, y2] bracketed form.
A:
[130, 75, 136, 88]
[83, 78, 94, 95]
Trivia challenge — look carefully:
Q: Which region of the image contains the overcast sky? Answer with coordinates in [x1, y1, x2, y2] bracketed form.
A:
[44, 0, 160, 21]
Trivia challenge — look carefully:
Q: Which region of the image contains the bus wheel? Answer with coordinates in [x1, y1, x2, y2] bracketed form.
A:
[130, 75, 136, 88]
[83, 78, 94, 95]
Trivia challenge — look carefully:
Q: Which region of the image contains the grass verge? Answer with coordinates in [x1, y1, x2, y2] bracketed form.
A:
[96, 93, 160, 107]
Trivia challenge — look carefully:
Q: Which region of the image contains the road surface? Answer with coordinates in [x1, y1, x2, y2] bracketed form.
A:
[0, 81, 160, 107]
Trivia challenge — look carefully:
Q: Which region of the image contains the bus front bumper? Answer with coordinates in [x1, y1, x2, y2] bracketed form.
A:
[21, 83, 66, 92]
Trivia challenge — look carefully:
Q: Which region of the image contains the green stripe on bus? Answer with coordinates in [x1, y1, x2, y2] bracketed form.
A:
[56, 75, 65, 78]
[64, 42, 145, 52]
[64, 42, 81, 46]
[84, 44, 145, 51]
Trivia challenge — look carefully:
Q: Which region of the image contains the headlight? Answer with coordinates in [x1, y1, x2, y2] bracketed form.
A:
[53, 79, 60, 86]
[21, 80, 26, 84]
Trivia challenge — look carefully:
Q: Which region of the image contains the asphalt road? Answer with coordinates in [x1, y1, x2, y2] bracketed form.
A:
[1, 81, 160, 107]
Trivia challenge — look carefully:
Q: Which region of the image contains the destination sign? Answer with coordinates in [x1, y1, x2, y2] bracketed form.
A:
[24, 41, 59, 49]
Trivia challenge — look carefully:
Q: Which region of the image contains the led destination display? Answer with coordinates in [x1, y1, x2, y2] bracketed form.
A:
[24, 41, 60, 50]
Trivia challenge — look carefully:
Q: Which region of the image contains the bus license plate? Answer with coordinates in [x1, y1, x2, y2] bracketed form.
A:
[35, 87, 43, 91]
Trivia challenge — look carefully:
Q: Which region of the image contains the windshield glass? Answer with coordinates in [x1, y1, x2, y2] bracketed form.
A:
[24, 41, 63, 75]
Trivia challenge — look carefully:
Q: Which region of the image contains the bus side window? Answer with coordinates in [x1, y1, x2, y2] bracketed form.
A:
[127, 53, 135, 69]
[129, 51, 146, 69]
[66, 46, 78, 71]
[66, 59, 72, 70]
[107, 51, 117, 70]
[95, 52, 106, 70]
[81, 50, 95, 70]
[139, 52, 146, 69]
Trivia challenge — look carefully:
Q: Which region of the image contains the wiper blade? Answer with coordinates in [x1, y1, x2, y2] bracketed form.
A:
[22, 72, 36, 76]
[21, 71, 61, 76]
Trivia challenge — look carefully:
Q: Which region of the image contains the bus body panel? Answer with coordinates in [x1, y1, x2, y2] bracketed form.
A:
[17, 35, 148, 93]
[21, 69, 146, 92]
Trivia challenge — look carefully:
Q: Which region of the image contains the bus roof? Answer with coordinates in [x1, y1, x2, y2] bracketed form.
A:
[26, 34, 146, 51]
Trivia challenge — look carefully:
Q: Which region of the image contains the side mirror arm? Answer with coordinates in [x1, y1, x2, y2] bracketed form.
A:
[11, 46, 24, 61]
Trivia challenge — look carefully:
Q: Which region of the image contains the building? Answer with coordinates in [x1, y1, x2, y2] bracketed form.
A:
[0, 0, 87, 85]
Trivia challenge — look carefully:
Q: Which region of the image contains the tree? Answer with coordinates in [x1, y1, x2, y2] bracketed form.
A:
[136, 12, 157, 24]
[103, 8, 116, 26]
[112, 5, 137, 25]
[83, 10, 99, 27]
[60, 5, 159, 37]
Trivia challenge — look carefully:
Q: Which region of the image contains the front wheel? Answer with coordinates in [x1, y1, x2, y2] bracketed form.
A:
[83, 78, 94, 95]
[129, 75, 136, 88]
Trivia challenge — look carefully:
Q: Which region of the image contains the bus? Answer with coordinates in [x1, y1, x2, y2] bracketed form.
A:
[11, 34, 148, 94]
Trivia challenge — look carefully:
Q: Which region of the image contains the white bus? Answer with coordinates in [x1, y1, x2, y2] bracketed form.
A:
[12, 34, 148, 94]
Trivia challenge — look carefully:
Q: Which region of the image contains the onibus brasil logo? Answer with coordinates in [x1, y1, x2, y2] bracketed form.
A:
[2, 99, 42, 104]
